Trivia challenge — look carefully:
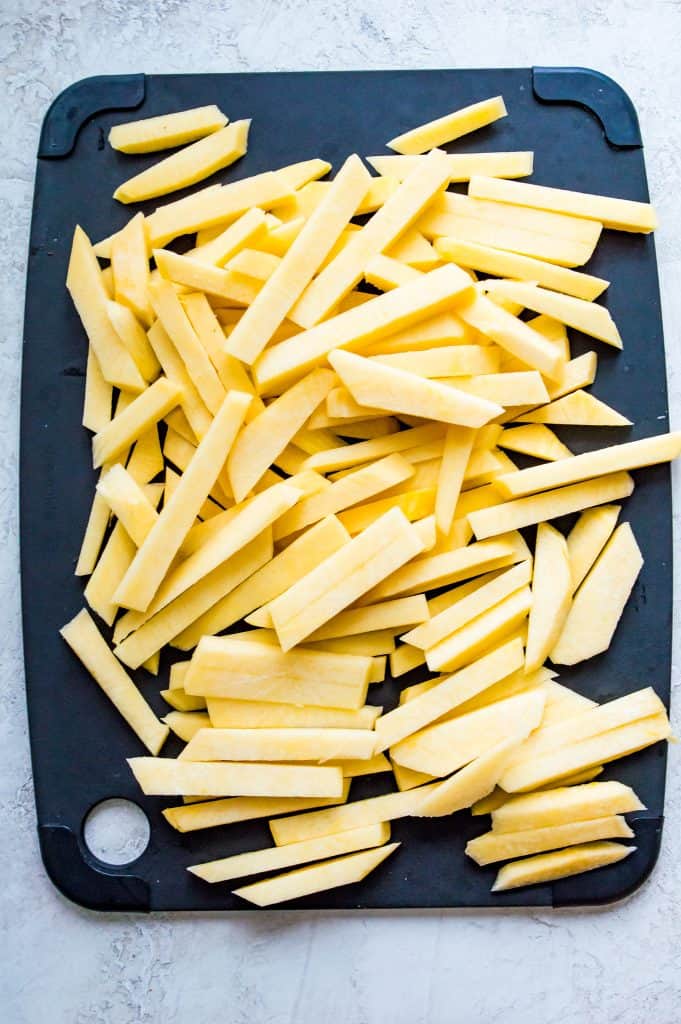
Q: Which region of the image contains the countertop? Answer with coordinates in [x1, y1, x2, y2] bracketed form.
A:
[2, 1, 681, 1021]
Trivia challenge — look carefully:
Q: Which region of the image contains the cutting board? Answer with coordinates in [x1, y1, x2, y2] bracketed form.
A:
[21, 67, 670, 911]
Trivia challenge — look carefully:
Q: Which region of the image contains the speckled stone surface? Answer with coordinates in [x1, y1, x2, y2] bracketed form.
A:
[2, 2, 681, 1021]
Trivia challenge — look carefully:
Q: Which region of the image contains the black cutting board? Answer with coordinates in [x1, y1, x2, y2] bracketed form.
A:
[21, 68, 671, 912]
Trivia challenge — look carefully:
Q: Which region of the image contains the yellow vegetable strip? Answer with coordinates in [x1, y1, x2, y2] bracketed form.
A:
[469, 472, 635, 540]
[290, 148, 453, 327]
[66, 226, 146, 392]
[128, 757, 344, 798]
[92, 377, 181, 468]
[190, 822, 389, 883]
[255, 264, 475, 396]
[387, 96, 507, 154]
[172, 515, 350, 650]
[61, 609, 168, 755]
[109, 104, 228, 154]
[468, 174, 658, 233]
[226, 154, 372, 363]
[114, 120, 250, 203]
[113, 390, 251, 611]
[495, 433, 681, 499]
[268, 508, 425, 650]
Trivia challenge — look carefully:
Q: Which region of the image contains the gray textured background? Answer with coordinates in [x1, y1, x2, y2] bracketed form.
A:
[2, 2, 681, 1021]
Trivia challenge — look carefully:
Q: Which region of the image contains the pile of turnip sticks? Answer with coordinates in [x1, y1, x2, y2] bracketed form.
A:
[61, 96, 674, 906]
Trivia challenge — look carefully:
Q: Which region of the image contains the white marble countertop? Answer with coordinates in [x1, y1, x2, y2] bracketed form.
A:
[2, 2, 681, 1021]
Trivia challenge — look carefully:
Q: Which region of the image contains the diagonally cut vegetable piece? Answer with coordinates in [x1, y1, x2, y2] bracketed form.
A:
[387, 95, 507, 154]
[367, 152, 533, 183]
[163, 711, 210, 743]
[233, 843, 399, 907]
[192, 822, 390, 883]
[84, 522, 136, 625]
[329, 349, 502, 428]
[96, 173, 292, 257]
[83, 346, 113, 434]
[105, 299, 160, 382]
[147, 321, 213, 440]
[517, 390, 631, 427]
[163, 785, 350, 832]
[472, 766, 606, 815]
[467, 174, 658, 233]
[184, 636, 372, 709]
[307, 594, 428, 642]
[92, 377, 181, 468]
[498, 424, 572, 462]
[363, 312, 468, 354]
[109, 104, 228, 153]
[273, 453, 414, 540]
[566, 505, 621, 590]
[113, 531, 272, 669]
[416, 737, 522, 817]
[363, 535, 520, 602]
[188, 207, 268, 266]
[60, 609, 168, 754]
[129, 757, 344, 798]
[148, 278, 227, 414]
[269, 508, 425, 650]
[227, 368, 336, 501]
[425, 586, 532, 672]
[495, 433, 681, 500]
[75, 491, 110, 576]
[304, 424, 445, 473]
[275, 158, 332, 190]
[364, 253, 422, 290]
[154, 248, 261, 305]
[206, 700, 380, 731]
[551, 522, 643, 665]
[500, 712, 671, 793]
[161, 688, 206, 712]
[67, 226, 146, 392]
[113, 390, 251, 611]
[135, 483, 300, 618]
[525, 523, 572, 672]
[448, 666, 552, 719]
[127, 427, 164, 485]
[435, 426, 476, 535]
[469, 472, 635, 540]
[403, 561, 532, 650]
[432, 193, 603, 245]
[540, 680, 597, 727]
[180, 727, 376, 763]
[386, 228, 440, 269]
[466, 815, 634, 866]
[374, 637, 524, 753]
[434, 237, 608, 300]
[337, 487, 436, 536]
[270, 786, 439, 845]
[181, 292, 260, 405]
[456, 293, 562, 378]
[114, 120, 250, 203]
[491, 780, 644, 833]
[255, 264, 475, 396]
[172, 515, 349, 650]
[110, 212, 154, 326]
[419, 209, 598, 268]
[225, 154, 372, 363]
[96, 464, 158, 546]
[390, 689, 546, 777]
[290, 149, 453, 327]
[492, 842, 635, 892]
[445, 371, 550, 408]
[372, 345, 500, 378]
